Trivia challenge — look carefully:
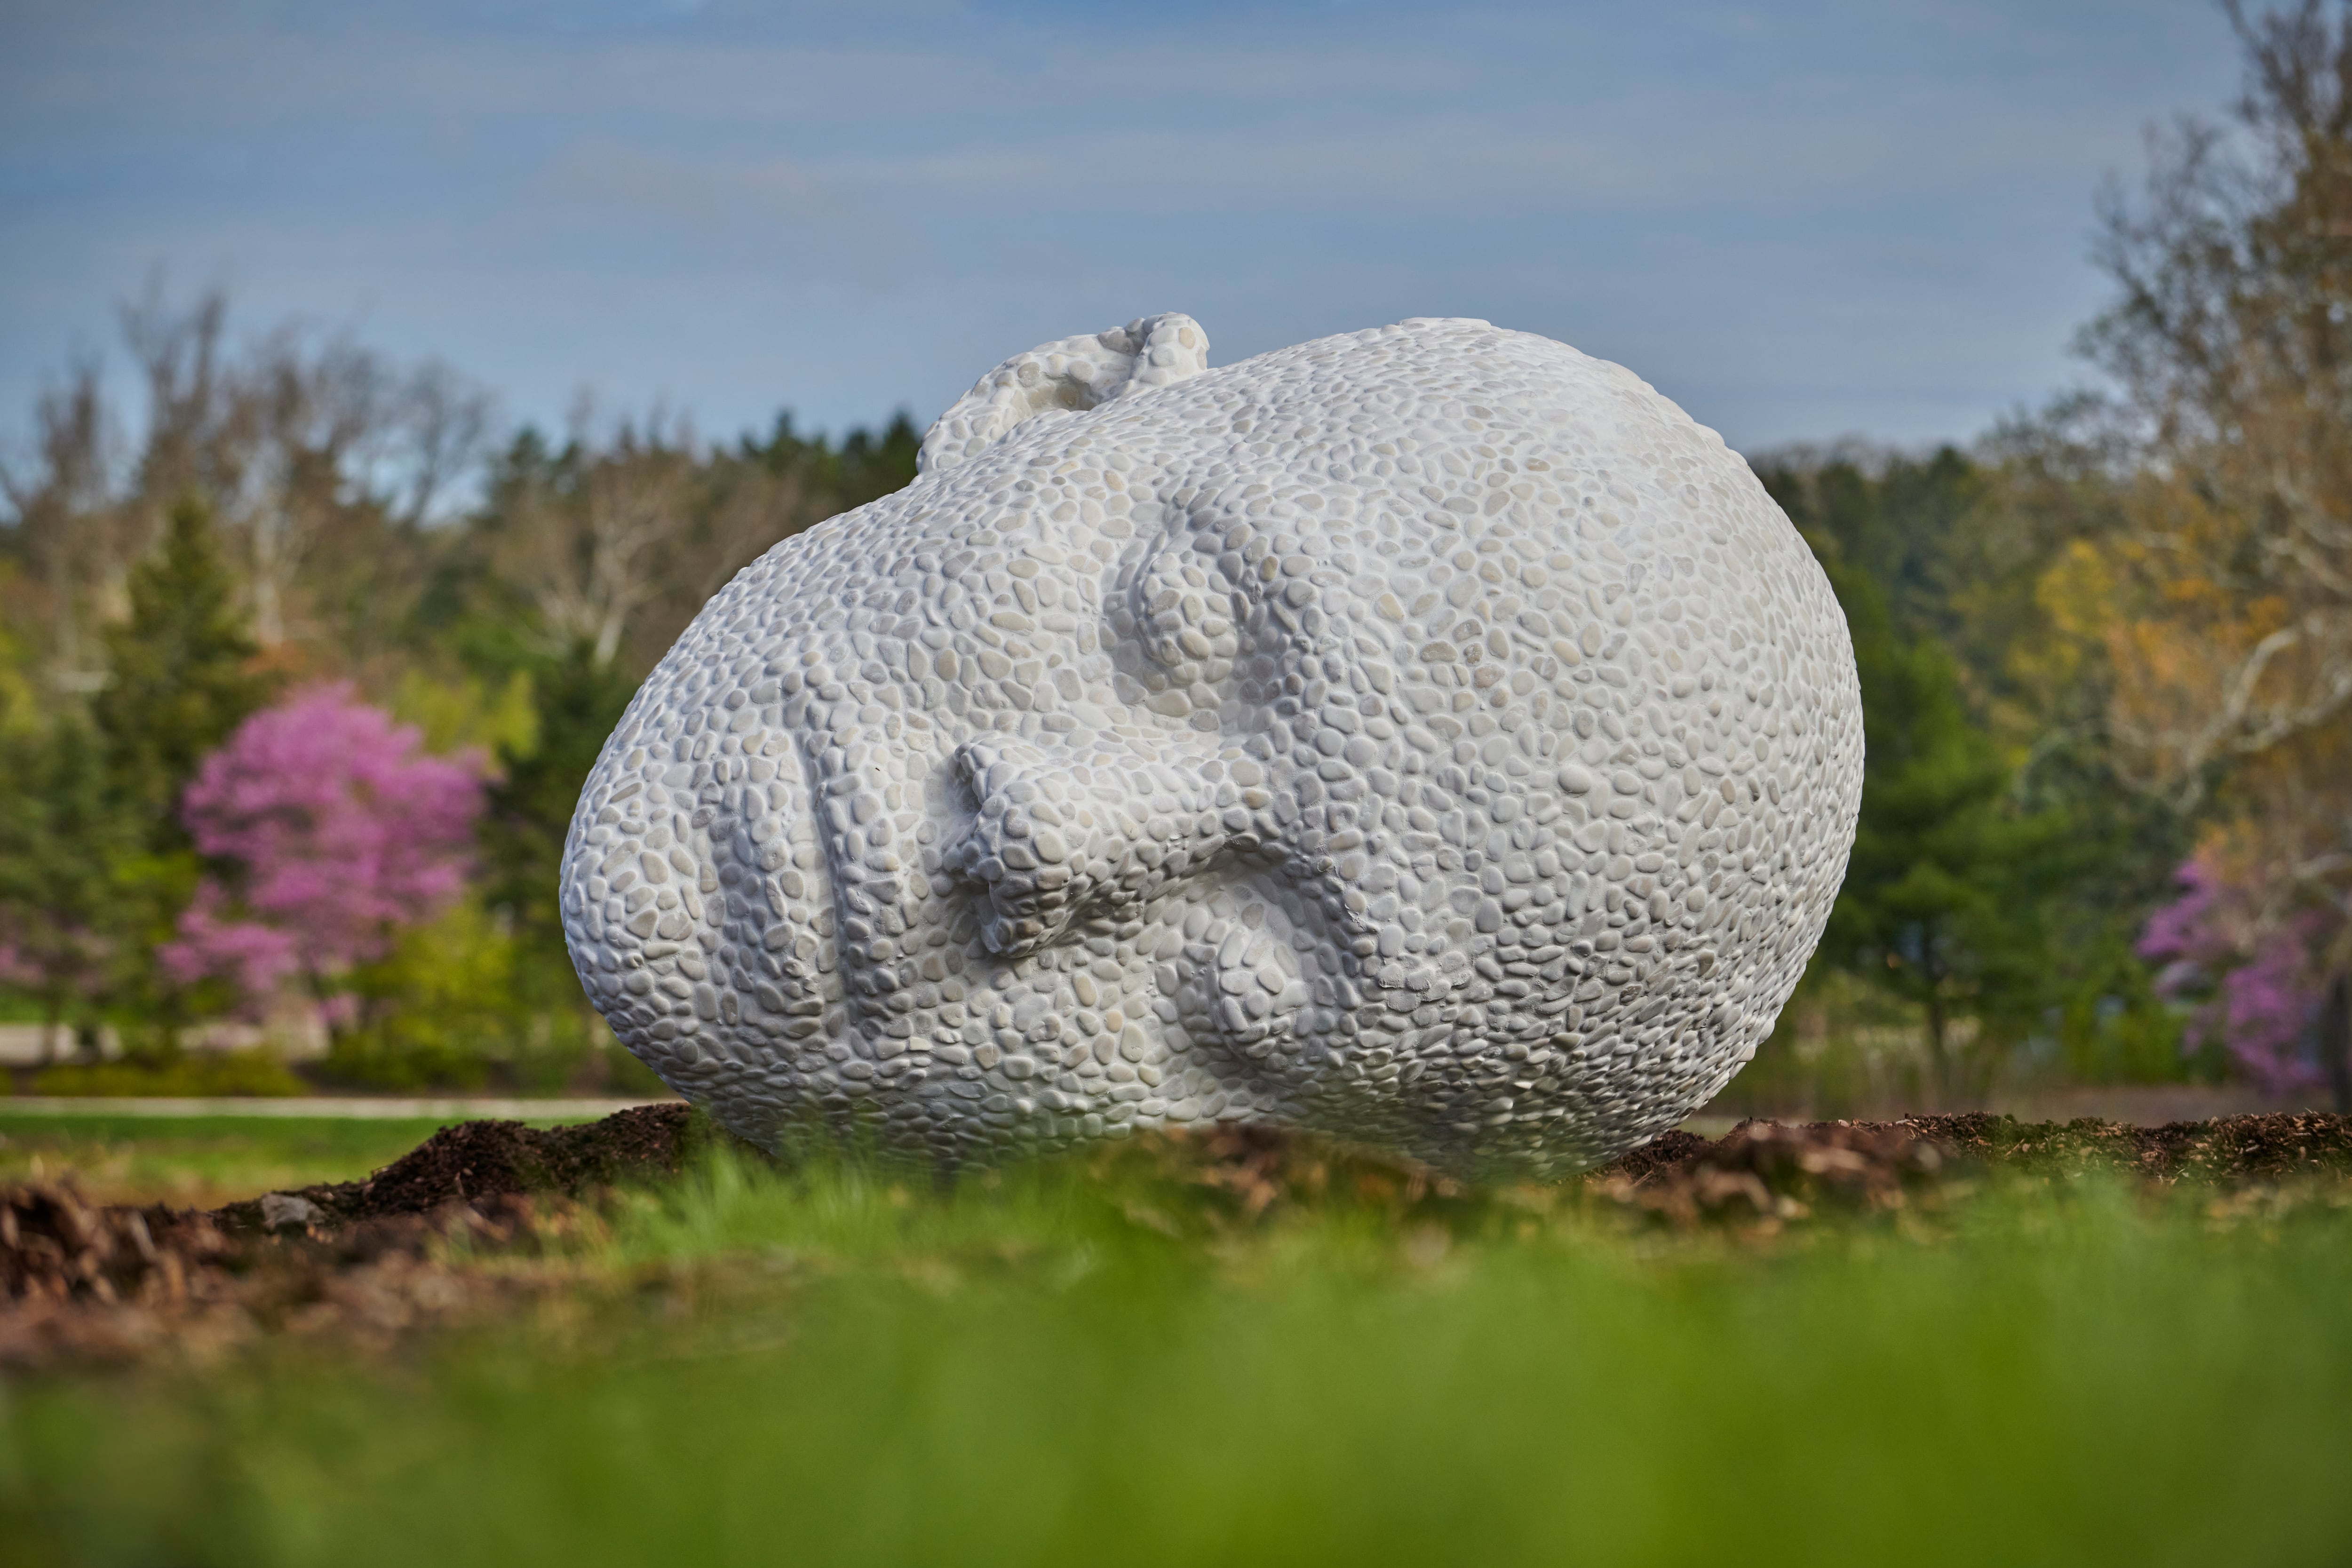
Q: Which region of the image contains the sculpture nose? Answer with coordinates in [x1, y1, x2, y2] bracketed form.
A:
[944, 739, 1086, 956]
[942, 737, 1245, 958]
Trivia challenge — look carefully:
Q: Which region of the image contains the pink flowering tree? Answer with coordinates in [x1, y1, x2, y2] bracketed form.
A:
[2138, 846, 2334, 1095]
[161, 685, 485, 1028]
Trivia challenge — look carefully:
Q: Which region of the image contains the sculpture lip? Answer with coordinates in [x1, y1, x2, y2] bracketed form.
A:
[788, 718, 1029, 1053]
[796, 718, 1152, 1059]
[724, 723, 847, 1057]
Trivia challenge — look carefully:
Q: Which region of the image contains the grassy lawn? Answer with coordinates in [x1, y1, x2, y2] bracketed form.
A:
[0, 1114, 614, 1208]
[4, 1125, 2351, 1567]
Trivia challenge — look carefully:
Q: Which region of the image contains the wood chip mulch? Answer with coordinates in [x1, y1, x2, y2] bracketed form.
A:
[4, 1107, 2347, 1367]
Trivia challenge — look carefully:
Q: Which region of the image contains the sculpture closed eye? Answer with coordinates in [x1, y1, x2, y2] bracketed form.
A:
[1131, 527, 1247, 693]
[561, 314, 1863, 1178]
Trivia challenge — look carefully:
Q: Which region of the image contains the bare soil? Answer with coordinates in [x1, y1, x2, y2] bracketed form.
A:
[3, 1109, 2348, 1368]
[0, 1106, 701, 1368]
[207, 1103, 700, 1233]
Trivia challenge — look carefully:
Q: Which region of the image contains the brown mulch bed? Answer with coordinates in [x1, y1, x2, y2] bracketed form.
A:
[1130, 1112, 2352, 1228]
[0, 1105, 704, 1369]
[3, 1107, 2348, 1367]
[1586, 1112, 2352, 1226]
[0, 1184, 580, 1368]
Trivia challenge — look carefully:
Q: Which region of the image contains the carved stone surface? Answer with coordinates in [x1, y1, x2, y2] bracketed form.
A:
[561, 316, 1862, 1175]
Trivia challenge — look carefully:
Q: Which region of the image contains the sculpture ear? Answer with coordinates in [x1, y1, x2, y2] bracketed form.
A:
[919, 312, 1208, 475]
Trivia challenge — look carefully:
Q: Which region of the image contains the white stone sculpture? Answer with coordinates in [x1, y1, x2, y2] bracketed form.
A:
[561, 316, 1862, 1176]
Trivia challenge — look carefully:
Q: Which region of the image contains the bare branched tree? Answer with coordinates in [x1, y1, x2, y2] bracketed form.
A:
[394, 361, 493, 528]
[496, 410, 689, 669]
[0, 360, 125, 693]
[2077, 1, 2352, 1093]
[120, 280, 237, 516]
[2082, 0, 2352, 797]
[2, 284, 498, 677]
[488, 408, 811, 670]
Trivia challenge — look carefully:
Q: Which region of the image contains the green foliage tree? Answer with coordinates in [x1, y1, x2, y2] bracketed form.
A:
[745, 410, 921, 515]
[87, 495, 278, 1047]
[329, 896, 523, 1091]
[92, 496, 278, 830]
[1748, 453, 2196, 1099]
[475, 642, 649, 1088]
[0, 713, 136, 1060]
[1812, 552, 2064, 1094]
[483, 642, 636, 958]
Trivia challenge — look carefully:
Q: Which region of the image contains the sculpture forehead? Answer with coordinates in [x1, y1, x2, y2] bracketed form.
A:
[695, 318, 1804, 666]
[898, 319, 1743, 541]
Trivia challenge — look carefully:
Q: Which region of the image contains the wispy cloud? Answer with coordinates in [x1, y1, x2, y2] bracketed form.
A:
[0, 0, 2247, 451]
[542, 143, 923, 285]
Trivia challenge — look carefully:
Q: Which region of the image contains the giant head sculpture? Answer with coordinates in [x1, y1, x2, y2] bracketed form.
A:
[561, 316, 1862, 1176]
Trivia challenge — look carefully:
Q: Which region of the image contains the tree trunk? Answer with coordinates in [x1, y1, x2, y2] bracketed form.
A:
[2323, 971, 2351, 1115]
[1923, 992, 1949, 1111]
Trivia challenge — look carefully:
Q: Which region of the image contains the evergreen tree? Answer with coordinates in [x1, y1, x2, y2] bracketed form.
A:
[1754, 454, 2190, 1092]
[0, 713, 135, 1061]
[92, 495, 277, 830]
[483, 642, 637, 954]
[481, 642, 642, 1078]
[86, 494, 276, 1048]
[1812, 553, 2063, 1094]
[746, 409, 921, 514]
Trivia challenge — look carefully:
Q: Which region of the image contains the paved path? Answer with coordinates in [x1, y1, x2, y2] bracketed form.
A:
[0, 1097, 677, 1120]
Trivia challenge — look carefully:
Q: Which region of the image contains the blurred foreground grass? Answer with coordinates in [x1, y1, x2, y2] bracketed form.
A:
[4, 1128, 2352, 1567]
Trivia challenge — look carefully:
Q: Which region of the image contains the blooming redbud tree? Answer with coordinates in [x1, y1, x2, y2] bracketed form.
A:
[2138, 847, 2331, 1095]
[161, 685, 484, 1025]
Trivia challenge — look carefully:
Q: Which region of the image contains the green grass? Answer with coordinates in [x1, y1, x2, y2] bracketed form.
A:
[0, 1114, 614, 1206]
[20, 1049, 311, 1099]
[4, 1138, 2352, 1567]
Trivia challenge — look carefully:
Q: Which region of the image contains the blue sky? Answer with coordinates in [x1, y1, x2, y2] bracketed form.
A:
[2, 0, 2243, 459]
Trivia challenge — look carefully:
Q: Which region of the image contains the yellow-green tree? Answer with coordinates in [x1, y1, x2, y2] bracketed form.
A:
[2056, 0, 2352, 1094]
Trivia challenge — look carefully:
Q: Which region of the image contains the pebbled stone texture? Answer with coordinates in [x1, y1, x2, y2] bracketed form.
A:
[561, 315, 1862, 1177]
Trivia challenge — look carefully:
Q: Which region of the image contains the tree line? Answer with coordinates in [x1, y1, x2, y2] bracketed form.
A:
[4, 1, 2351, 1104]
[0, 292, 918, 1089]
